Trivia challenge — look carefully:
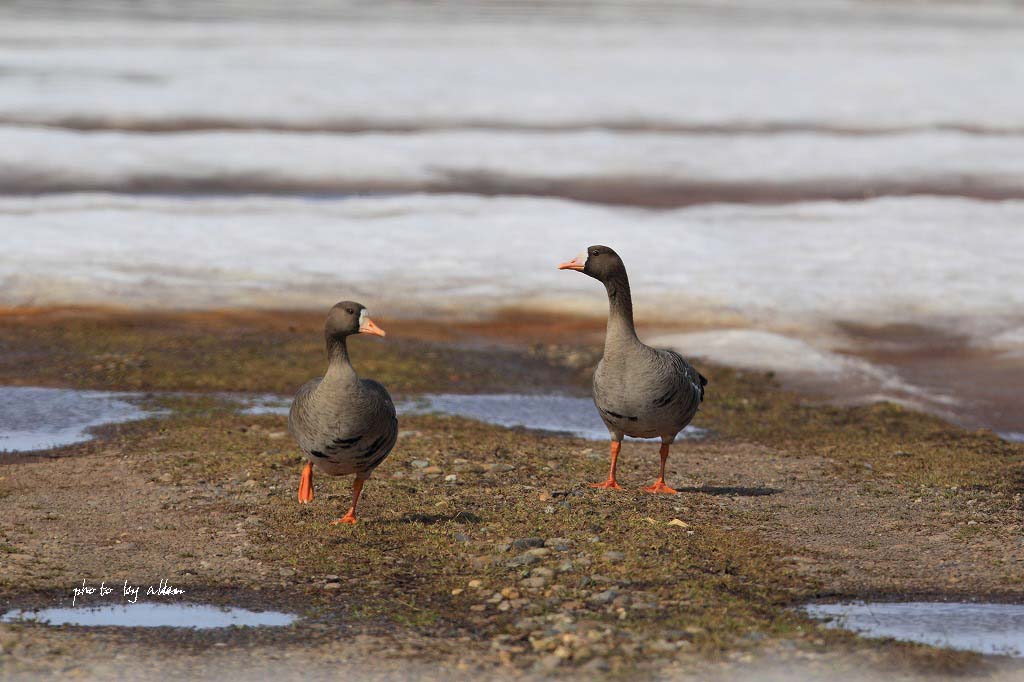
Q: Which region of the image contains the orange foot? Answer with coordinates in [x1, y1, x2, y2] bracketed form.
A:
[590, 479, 623, 490]
[298, 462, 314, 504]
[643, 480, 678, 495]
[331, 512, 357, 525]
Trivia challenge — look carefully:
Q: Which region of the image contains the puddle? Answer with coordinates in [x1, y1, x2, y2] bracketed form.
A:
[804, 601, 1024, 657]
[400, 393, 706, 442]
[221, 392, 708, 441]
[1000, 431, 1024, 443]
[0, 386, 157, 453]
[1, 603, 297, 629]
[230, 393, 291, 416]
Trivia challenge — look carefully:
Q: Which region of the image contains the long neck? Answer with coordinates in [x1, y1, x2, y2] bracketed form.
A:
[603, 270, 638, 350]
[325, 334, 358, 383]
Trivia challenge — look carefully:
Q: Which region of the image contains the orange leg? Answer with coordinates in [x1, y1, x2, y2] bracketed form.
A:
[643, 443, 678, 494]
[331, 478, 364, 525]
[297, 461, 314, 503]
[590, 441, 623, 490]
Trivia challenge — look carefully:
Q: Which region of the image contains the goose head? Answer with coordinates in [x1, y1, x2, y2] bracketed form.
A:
[325, 300, 386, 339]
[558, 245, 626, 282]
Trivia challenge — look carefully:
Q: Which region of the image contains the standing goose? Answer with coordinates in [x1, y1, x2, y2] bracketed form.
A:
[559, 246, 707, 493]
[288, 301, 398, 523]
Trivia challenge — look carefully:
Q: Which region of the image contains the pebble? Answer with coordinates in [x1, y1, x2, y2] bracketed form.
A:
[423, 466, 444, 475]
[589, 589, 618, 604]
[602, 551, 625, 562]
[521, 577, 547, 589]
[410, 460, 430, 468]
[581, 657, 610, 673]
[545, 538, 572, 551]
[323, 582, 342, 590]
[485, 463, 515, 473]
[444, 474, 458, 482]
[508, 552, 539, 567]
[512, 537, 545, 550]
[468, 579, 483, 589]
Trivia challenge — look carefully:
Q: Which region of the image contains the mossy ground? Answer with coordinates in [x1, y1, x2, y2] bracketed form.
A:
[0, 308, 1021, 680]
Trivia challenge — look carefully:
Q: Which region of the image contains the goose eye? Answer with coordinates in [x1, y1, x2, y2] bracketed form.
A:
[591, 250, 599, 257]
[346, 308, 354, 314]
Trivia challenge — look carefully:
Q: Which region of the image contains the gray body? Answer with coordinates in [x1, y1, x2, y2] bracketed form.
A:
[594, 340, 705, 443]
[586, 248, 706, 444]
[288, 334, 397, 480]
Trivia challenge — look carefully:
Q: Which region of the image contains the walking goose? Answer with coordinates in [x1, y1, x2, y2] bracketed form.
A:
[288, 301, 398, 523]
[559, 246, 707, 493]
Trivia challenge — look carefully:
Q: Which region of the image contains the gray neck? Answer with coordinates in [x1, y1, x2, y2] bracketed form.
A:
[603, 271, 638, 350]
[325, 335, 358, 383]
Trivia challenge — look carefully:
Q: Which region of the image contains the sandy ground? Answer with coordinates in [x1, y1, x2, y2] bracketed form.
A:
[1, 308, 1023, 680]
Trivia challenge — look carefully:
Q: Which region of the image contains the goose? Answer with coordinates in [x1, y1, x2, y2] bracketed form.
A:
[288, 301, 398, 523]
[559, 246, 707, 493]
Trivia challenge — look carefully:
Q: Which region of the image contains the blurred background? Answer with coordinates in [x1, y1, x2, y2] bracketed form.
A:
[1, 0, 1022, 436]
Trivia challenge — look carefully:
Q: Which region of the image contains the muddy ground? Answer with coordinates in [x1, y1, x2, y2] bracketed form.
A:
[0, 308, 1022, 681]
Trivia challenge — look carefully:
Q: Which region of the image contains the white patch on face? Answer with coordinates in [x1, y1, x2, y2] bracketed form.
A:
[358, 309, 368, 327]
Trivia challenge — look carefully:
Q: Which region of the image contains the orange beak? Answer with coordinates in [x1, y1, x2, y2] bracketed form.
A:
[558, 252, 586, 271]
[359, 317, 386, 337]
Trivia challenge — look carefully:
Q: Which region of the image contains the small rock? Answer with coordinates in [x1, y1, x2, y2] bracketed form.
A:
[444, 474, 458, 482]
[468, 579, 483, 589]
[538, 654, 562, 671]
[485, 463, 515, 473]
[589, 590, 618, 604]
[410, 460, 430, 468]
[423, 466, 443, 475]
[451, 588, 464, 596]
[545, 538, 572, 551]
[508, 552, 541, 567]
[323, 582, 342, 590]
[512, 537, 545, 550]
[602, 551, 625, 563]
[521, 577, 547, 589]
[267, 431, 286, 440]
[398, 430, 422, 439]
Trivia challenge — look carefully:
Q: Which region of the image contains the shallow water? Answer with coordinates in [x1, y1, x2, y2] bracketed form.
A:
[401, 393, 706, 442]
[0, 603, 296, 629]
[0, 386, 156, 453]
[804, 602, 1024, 657]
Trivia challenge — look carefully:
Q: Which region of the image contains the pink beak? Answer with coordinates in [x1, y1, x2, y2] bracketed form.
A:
[359, 317, 386, 337]
[558, 253, 586, 271]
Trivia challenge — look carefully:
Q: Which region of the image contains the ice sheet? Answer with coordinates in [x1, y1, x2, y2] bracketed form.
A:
[0, 3, 1022, 133]
[1, 126, 1021, 199]
[3, 193, 1022, 341]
